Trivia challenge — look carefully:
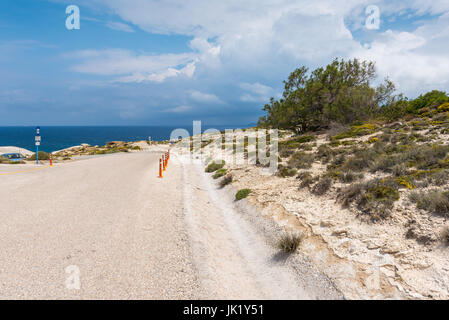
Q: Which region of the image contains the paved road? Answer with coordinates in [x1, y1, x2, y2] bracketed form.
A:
[0, 152, 336, 299]
[0, 152, 201, 299]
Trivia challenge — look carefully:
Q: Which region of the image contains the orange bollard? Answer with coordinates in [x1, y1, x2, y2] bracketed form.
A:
[159, 158, 163, 178]
[50, 153, 53, 167]
[163, 155, 166, 171]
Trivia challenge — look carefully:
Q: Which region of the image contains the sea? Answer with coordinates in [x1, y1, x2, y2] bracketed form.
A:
[0, 125, 247, 153]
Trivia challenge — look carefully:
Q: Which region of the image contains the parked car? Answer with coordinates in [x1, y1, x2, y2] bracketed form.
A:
[0, 153, 26, 162]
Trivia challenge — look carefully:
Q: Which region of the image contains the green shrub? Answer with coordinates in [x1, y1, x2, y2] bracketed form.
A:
[292, 135, 315, 144]
[316, 144, 334, 163]
[278, 135, 316, 157]
[298, 173, 315, 189]
[339, 178, 400, 221]
[312, 177, 333, 195]
[407, 90, 449, 114]
[213, 168, 227, 179]
[338, 171, 363, 183]
[288, 152, 315, 169]
[28, 151, 50, 161]
[279, 149, 295, 158]
[205, 161, 225, 173]
[278, 232, 303, 254]
[409, 190, 449, 217]
[342, 151, 377, 172]
[332, 124, 377, 140]
[277, 165, 297, 178]
[392, 165, 409, 177]
[235, 188, 251, 201]
[219, 175, 233, 188]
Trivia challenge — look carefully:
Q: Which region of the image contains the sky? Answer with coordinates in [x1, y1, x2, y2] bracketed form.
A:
[0, 0, 449, 126]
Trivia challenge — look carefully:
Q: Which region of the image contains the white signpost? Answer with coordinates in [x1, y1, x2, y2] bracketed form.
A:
[35, 126, 41, 164]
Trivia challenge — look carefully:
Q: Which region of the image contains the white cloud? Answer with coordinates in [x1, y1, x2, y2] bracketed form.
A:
[353, 12, 449, 95]
[190, 90, 224, 104]
[114, 62, 196, 83]
[165, 105, 192, 113]
[105, 21, 135, 32]
[240, 82, 278, 102]
[67, 49, 197, 83]
[67, 0, 449, 97]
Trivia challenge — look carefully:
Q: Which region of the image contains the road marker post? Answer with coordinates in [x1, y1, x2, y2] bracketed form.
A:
[50, 153, 53, 167]
[159, 158, 163, 178]
[163, 155, 166, 171]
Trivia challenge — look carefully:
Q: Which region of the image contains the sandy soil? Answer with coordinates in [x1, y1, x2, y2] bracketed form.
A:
[186, 129, 449, 299]
[0, 149, 332, 299]
[177, 155, 340, 299]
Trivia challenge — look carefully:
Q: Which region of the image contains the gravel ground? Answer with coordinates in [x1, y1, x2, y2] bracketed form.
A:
[0, 151, 339, 299]
[0, 152, 201, 299]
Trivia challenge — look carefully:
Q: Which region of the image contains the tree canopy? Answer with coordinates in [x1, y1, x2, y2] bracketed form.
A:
[258, 58, 439, 132]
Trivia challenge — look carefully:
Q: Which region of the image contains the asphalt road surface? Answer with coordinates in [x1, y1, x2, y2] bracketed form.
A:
[0, 152, 327, 299]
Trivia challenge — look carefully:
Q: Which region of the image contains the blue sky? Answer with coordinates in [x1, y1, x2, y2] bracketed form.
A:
[1, 0, 449, 126]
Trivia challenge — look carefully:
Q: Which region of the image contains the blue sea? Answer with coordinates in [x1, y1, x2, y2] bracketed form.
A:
[0, 125, 247, 153]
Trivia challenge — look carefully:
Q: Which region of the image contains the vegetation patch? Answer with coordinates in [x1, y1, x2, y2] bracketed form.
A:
[278, 135, 316, 157]
[205, 161, 225, 173]
[278, 232, 303, 254]
[28, 151, 50, 161]
[219, 175, 233, 188]
[235, 188, 251, 201]
[332, 124, 377, 140]
[312, 177, 333, 195]
[368, 137, 379, 144]
[277, 165, 297, 178]
[339, 178, 400, 221]
[213, 168, 227, 179]
[409, 190, 449, 217]
[438, 103, 449, 113]
[287, 152, 315, 169]
[297, 171, 315, 189]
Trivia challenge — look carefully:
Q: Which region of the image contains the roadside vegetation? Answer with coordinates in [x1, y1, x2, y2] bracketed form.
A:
[256, 57, 449, 227]
[219, 175, 233, 188]
[28, 151, 50, 161]
[53, 141, 145, 160]
[278, 232, 303, 254]
[205, 161, 226, 173]
[213, 168, 227, 179]
[235, 188, 251, 201]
